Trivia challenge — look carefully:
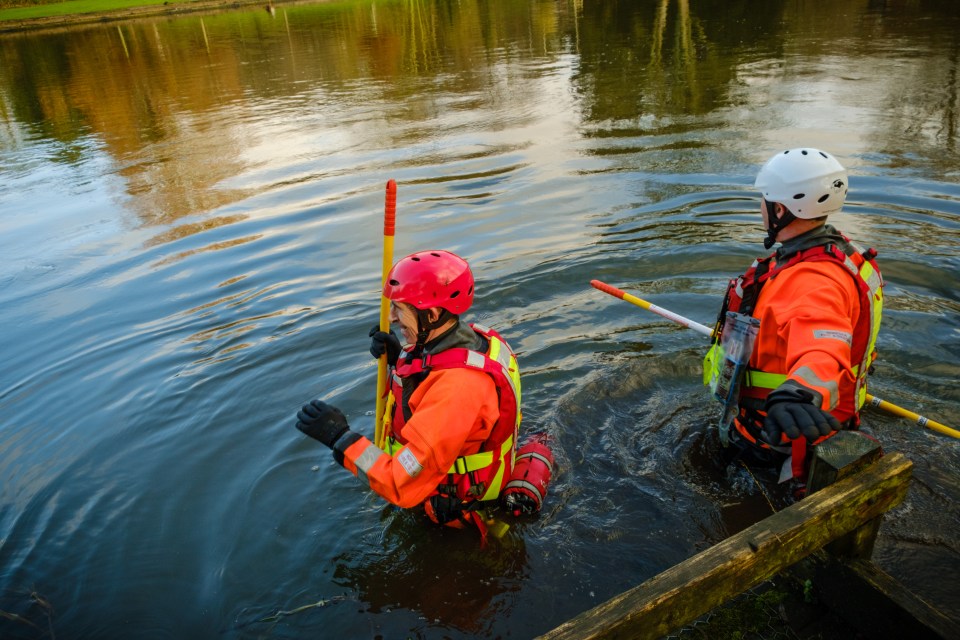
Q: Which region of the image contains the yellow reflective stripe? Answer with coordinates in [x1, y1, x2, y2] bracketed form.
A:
[380, 392, 396, 452]
[747, 368, 839, 408]
[743, 369, 785, 389]
[748, 366, 863, 392]
[854, 258, 883, 408]
[488, 337, 501, 362]
[383, 437, 403, 456]
[479, 437, 516, 500]
[488, 336, 522, 407]
[449, 435, 515, 475]
[703, 342, 721, 386]
[451, 452, 492, 474]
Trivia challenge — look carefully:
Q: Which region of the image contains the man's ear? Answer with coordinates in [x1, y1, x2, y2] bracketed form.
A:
[428, 307, 443, 323]
[773, 202, 788, 220]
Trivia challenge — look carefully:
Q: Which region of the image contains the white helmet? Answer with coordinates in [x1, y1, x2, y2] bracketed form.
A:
[754, 148, 848, 219]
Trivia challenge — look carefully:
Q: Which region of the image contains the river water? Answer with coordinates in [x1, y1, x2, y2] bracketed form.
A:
[1, 0, 958, 638]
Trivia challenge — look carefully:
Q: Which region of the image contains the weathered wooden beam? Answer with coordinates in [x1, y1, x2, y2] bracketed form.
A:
[537, 452, 913, 640]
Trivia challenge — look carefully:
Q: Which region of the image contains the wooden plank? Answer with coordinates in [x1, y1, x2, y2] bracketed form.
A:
[537, 453, 913, 640]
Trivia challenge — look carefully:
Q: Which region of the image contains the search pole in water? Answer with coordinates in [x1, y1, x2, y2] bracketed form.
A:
[590, 279, 960, 440]
[375, 180, 397, 450]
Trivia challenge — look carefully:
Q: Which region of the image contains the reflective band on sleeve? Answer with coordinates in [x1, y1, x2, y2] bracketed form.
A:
[397, 448, 423, 477]
[793, 366, 840, 410]
[354, 443, 384, 484]
[813, 329, 852, 345]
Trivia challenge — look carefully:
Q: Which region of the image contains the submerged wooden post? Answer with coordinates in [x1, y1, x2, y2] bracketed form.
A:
[793, 433, 960, 638]
[537, 452, 912, 640]
[792, 552, 960, 639]
[807, 430, 883, 493]
[807, 430, 884, 558]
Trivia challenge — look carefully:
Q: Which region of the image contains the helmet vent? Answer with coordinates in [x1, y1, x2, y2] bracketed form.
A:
[801, 149, 809, 155]
[430, 252, 442, 257]
[793, 193, 805, 199]
[819, 151, 829, 159]
[818, 194, 830, 203]
[411, 256, 421, 262]
[450, 291, 460, 298]
[389, 279, 400, 285]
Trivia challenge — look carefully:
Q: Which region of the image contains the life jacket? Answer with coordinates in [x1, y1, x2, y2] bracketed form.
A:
[705, 235, 883, 466]
[381, 323, 522, 513]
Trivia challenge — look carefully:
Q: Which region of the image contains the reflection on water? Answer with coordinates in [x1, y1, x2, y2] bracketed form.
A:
[1, 0, 959, 637]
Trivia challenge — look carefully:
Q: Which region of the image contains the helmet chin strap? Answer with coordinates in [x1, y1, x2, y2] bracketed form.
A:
[411, 308, 453, 358]
[763, 200, 797, 249]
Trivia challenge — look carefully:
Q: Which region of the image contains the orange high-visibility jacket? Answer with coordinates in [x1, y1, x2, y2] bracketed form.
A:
[339, 364, 500, 509]
[747, 259, 863, 422]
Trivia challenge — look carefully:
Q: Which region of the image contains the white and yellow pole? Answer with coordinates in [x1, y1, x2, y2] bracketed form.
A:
[590, 279, 959, 439]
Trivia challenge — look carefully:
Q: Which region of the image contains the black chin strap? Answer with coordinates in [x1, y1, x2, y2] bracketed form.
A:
[410, 308, 453, 358]
[763, 200, 797, 249]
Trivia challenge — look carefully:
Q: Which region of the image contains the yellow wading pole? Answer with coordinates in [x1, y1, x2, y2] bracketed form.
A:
[864, 395, 960, 439]
[374, 180, 397, 450]
[590, 279, 960, 440]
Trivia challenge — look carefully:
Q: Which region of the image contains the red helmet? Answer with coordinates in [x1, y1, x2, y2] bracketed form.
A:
[383, 250, 474, 315]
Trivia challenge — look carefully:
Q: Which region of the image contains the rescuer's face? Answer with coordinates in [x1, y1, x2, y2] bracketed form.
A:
[389, 301, 419, 344]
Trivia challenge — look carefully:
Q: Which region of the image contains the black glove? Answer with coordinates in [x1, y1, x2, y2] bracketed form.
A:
[369, 324, 401, 366]
[296, 400, 350, 448]
[763, 400, 841, 444]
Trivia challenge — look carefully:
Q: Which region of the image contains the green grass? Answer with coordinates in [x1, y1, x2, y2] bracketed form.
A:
[0, 0, 200, 21]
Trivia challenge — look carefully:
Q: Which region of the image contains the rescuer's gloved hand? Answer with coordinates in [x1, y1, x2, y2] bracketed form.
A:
[763, 385, 841, 444]
[296, 399, 350, 448]
[369, 324, 401, 366]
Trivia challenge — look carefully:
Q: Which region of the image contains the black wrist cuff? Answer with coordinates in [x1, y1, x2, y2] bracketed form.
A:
[764, 380, 820, 410]
[332, 430, 362, 467]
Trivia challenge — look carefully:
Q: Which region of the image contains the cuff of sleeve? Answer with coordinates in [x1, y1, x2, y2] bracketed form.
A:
[332, 430, 362, 467]
[765, 380, 822, 410]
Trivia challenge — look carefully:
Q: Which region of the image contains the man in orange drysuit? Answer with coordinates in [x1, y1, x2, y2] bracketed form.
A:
[295, 250, 522, 534]
[706, 148, 884, 487]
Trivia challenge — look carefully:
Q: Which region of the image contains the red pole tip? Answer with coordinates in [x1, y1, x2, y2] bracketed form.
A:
[384, 180, 397, 236]
[591, 279, 624, 298]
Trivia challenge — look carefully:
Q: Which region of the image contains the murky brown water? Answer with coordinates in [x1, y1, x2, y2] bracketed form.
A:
[1, 0, 958, 637]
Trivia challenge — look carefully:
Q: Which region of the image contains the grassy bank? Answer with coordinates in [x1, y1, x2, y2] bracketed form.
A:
[0, 0, 292, 28]
[0, 0, 198, 21]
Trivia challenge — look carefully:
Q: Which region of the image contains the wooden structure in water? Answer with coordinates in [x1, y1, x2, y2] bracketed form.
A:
[538, 432, 960, 640]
